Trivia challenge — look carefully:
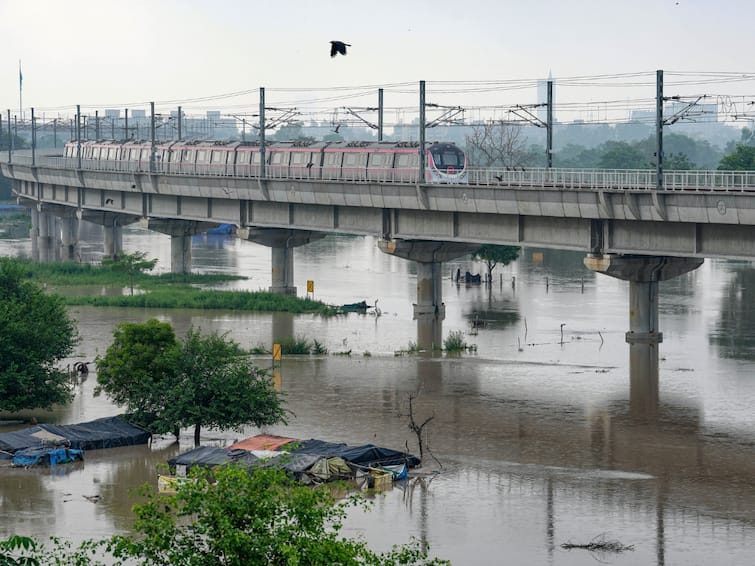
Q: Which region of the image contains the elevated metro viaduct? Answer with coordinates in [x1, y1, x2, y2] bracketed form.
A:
[3, 154, 754, 370]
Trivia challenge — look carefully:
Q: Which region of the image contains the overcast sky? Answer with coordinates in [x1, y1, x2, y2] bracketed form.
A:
[1, 0, 753, 122]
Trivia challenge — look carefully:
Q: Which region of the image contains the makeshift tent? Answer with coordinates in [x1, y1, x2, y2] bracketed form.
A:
[0, 416, 151, 454]
[12, 447, 84, 467]
[288, 439, 420, 468]
[168, 446, 259, 472]
[309, 457, 351, 481]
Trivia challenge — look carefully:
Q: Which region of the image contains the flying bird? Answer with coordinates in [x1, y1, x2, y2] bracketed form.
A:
[494, 174, 503, 182]
[330, 41, 351, 57]
[333, 124, 341, 133]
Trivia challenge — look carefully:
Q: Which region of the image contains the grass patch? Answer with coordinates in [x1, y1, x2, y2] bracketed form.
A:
[312, 340, 329, 355]
[277, 335, 312, 355]
[16, 259, 337, 315]
[444, 330, 475, 353]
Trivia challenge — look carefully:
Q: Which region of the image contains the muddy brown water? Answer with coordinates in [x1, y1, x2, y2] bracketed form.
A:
[1, 225, 754, 565]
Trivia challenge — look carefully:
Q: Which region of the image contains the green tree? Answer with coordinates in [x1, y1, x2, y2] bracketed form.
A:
[109, 465, 448, 566]
[96, 320, 286, 445]
[596, 141, 648, 169]
[94, 319, 180, 428]
[473, 245, 520, 284]
[101, 251, 157, 295]
[167, 328, 287, 445]
[0, 258, 77, 412]
[718, 144, 755, 170]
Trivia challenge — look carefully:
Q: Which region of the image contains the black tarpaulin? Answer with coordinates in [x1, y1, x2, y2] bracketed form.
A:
[0, 416, 151, 453]
[168, 446, 260, 470]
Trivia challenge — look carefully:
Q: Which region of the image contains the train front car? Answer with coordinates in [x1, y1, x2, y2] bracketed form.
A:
[427, 142, 467, 184]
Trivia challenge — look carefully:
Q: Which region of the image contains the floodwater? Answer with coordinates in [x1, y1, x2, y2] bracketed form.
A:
[1, 222, 754, 566]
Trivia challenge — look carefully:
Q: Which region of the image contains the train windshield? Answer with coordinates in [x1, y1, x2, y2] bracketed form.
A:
[430, 145, 464, 170]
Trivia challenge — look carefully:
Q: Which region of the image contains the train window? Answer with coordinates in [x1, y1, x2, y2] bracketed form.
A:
[211, 150, 225, 163]
[344, 153, 359, 166]
[291, 152, 307, 165]
[369, 153, 384, 166]
[397, 154, 417, 167]
[325, 153, 340, 165]
[252, 153, 261, 165]
[197, 150, 208, 162]
[271, 152, 284, 164]
[108, 148, 119, 160]
[437, 150, 461, 167]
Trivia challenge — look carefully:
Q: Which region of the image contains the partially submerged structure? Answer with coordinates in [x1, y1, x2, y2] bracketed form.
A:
[162, 434, 420, 491]
[0, 416, 151, 467]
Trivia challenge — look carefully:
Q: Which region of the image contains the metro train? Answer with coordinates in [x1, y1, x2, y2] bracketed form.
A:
[63, 139, 468, 184]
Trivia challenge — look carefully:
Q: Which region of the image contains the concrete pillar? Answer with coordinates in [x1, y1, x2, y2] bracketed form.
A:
[239, 228, 326, 296]
[29, 207, 39, 262]
[170, 234, 192, 275]
[629, 342, 660, 421]
[149, 219, 224, 274]
[378, 239, 478, 351]
[415, 261, 445, 351]
[103, 219, 123, 261]
[37, 209, 56, 263]
[271, 245, 296, 295]
[59, 213, 80, 261]
[584, 254, 704, 403]
[53, 216, 63, 262]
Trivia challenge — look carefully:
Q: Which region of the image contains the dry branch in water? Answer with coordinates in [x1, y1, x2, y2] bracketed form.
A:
[560, 533, 635, 553]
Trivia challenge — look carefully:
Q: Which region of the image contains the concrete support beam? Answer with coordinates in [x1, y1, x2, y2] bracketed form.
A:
[630, 342, 660, 421]
[59, 212, 80, 261]
[585, 254, 704, 412]
[103, 219, 124, 261]
[29, 206, 39, 262]
[37, 208, 56, 263]
[148, 219, 219, 274]
[584, 253, 703, 345]
[379, 238, 477, 351]
[80, 211, 142, 262]
[239, 228, 326, 296]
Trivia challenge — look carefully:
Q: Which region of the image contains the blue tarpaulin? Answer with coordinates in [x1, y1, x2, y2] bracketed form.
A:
[12, 447, 84, 467]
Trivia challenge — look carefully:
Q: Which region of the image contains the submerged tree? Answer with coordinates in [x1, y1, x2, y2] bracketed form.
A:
[167, 328, 287, 445]
[0, 257, 77, 412]
[101, 251, 157, 295]
[96, 320, 286, 445]
[473, 245, 520, 284]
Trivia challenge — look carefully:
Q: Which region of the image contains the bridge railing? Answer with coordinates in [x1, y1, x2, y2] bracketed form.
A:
[7, 153, 755, 192]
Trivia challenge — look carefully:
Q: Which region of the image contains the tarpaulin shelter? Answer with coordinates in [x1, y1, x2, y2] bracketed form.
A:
[168, 446, 259, 472]
[0, 416, 151, 453]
